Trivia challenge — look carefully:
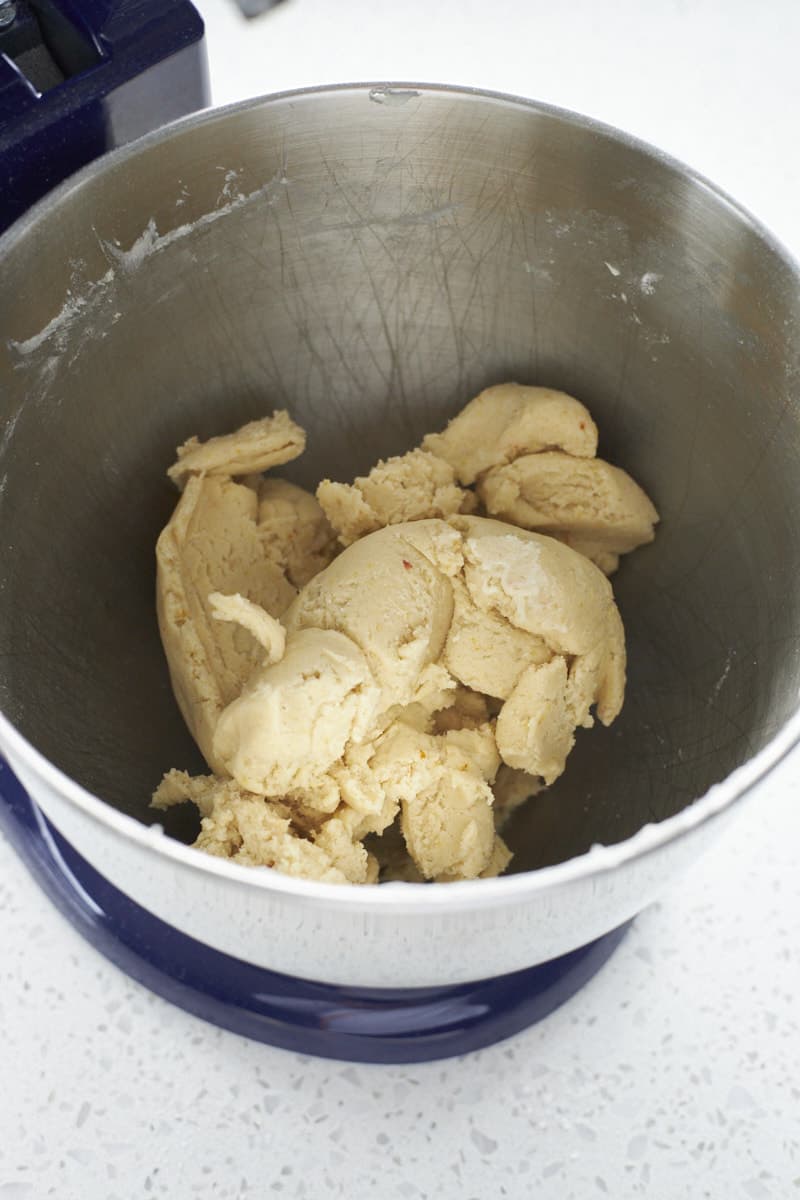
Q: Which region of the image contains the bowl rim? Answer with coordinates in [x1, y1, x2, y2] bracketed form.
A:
[2, 80, 800, 912]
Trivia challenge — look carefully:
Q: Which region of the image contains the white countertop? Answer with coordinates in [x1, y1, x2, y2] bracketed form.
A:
[2, 2, 800, 1195]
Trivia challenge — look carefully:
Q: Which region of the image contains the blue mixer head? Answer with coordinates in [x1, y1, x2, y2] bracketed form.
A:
[0, 0, 208, 232]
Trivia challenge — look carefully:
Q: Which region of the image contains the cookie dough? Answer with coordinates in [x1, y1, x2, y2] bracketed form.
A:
[478, 451, 658, 575]
[152, 769, 377, 883]
[256, 478, 338, 587]
[421, 383, 598, 484]
[317, 448, 473, 546]
[168, 410, 305, 487]
[154, 384, 657, 884]
[156, 473, 296, 772]
[199, 516, 623, 877]
[156, 412, 337, 771]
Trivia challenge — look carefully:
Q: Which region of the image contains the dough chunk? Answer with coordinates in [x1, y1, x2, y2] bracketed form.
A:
[317, 448, 472, 546]
[156, 475, 296, 771]
[257, 478, 338, 587]
[443, 577, 551, 699]
[213, 628, 382, 811]
[284, 523, 456, 709]
[168, 410, 305, 486]
[372, 721, 498, 880]
[479, 451, 658, 574]
[422, 383, 597, 484]
[152, 770, 376, 883]
[496, 658, 576, 785]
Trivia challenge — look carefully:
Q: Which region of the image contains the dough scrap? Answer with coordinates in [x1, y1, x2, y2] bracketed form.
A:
[257, 478, 338, 587]
[495, 657, 577, 785]
[283, 523, 456, 711]
[479, 451, 659, 574]
[443, 577, 551, 700]
[422, 383, 598, 484]
[458, 516, 619, 659]
[208, 591, 286, 664]
[168, 410, 305, 486]
[156, 474, 296, 772]
[374, 721, 497, 880]
[152, 770, 376, 883]
[373, 817, 512, 883]
[213, 627, 382, 811]
[317, 448, 473, 546]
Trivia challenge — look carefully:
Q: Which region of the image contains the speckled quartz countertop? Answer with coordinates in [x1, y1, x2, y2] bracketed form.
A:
[2, 2, 800, 1196]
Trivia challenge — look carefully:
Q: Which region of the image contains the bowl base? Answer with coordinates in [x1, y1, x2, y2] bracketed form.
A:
[0, 760, 629, 1064]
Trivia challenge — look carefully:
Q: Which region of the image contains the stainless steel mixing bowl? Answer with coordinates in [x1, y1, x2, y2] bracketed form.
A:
[1, 85, 799, 1011]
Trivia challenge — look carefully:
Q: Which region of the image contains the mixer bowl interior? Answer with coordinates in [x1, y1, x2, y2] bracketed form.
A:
[2, 86, 799, 874]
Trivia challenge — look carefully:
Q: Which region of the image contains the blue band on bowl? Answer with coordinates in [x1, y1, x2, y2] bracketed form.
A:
[0, 759, 629, 1063]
